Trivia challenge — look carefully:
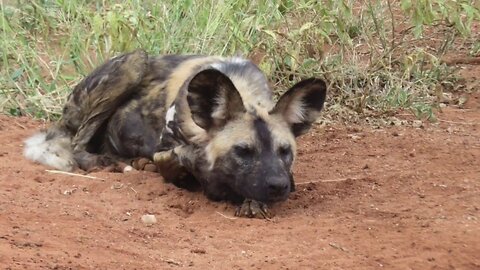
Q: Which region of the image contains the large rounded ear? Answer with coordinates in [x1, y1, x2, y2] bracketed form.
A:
[187, 69, 246, 131]
[271, 78, 327, 137]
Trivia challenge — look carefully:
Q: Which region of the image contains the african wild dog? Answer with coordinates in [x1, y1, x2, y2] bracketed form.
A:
[24, 50, 327, 218]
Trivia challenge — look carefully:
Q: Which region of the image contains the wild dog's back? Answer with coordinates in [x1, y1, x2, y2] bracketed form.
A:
[102, 55, 275, 158]
[23, 51, 282, 172]
[24, 50, 149, 171]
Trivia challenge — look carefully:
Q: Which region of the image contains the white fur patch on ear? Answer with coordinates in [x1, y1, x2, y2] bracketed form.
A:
[210, 89, 233, 126]
[283, 95, 307, 124]
[271, 78, 327, 137]
[212, 94, 226, 118]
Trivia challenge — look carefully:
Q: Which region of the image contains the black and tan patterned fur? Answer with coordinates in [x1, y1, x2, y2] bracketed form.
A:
[24, 50, 327, 218]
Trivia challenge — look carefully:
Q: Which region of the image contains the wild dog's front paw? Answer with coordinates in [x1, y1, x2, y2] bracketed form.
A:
[235, 199, 272, 219]
[153, 150, 174, 164]
[153, 150, 199, 191]
[153, 150, 188, 181]
[131, 157, 157, 172]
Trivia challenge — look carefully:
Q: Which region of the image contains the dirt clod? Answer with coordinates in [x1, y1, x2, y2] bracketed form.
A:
[191, 248, 206, 254]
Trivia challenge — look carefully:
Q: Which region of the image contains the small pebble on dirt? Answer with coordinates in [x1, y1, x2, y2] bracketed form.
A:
[115, 162, 134, 173]
[348, 134, 362, 140]
[63, 187, 77, 195]
[111, 182, 124, 189]
[141, 214, 157, 225]
[412, 120, 423, 128]
[191, 248, 206, 254]
[123, 165, 134, 173]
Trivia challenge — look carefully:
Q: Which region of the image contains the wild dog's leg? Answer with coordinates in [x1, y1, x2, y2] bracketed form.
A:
[153, 150, 186, 180]
[73, 150, 115, 172]
[153, 146, 200, 191]
[64, 50, 148, 154]
[56, 50, 148, 171]
[130, 157, 158, 172]
[235, 199, 272, 219]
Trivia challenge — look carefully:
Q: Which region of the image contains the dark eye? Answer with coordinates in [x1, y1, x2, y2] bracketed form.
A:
[278, 145, 292, 158]
[234, 145, 255, 158]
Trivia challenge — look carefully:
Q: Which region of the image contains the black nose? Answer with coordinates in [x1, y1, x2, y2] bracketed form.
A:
[267, 179, 289, 198]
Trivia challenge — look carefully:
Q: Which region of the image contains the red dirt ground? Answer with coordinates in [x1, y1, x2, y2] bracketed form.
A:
[1, 83, 479, 269]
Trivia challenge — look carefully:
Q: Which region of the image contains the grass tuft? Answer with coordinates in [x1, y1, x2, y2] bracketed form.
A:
[1, 0, 479, 122]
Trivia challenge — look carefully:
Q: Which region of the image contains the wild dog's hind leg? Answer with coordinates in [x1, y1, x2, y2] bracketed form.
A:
[64, 50, 148, 154]
[153, 146, 200, 191]
[73, 150, 115, 172]
[59, 50, 148, 171]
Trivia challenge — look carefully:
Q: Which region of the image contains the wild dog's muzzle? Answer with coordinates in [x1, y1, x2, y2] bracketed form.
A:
[264, 176, 291, 202]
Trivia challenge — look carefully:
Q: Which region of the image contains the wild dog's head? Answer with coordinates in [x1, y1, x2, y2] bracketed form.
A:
[175, 61, 326, 203]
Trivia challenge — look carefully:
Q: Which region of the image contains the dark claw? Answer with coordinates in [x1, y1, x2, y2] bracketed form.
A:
[234, 199, 272, 219]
